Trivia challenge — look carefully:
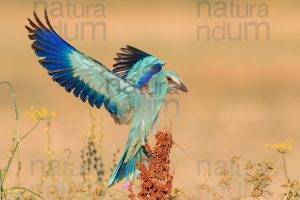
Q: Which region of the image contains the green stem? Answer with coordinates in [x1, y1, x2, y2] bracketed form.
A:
[0, 81, 20, 199]
[6, 186, 45, 200]
[0, 191, 20, 195]
[1, 121, 40, 188]
[20, 121, 41, 141]
[0, 82, 20, 141]
[282, 153, 290, 183]
[0, 82, 41, 198]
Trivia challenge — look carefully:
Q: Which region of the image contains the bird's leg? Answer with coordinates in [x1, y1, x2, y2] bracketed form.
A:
[154, 116, 160, 134]
[141, 120, 147, 146]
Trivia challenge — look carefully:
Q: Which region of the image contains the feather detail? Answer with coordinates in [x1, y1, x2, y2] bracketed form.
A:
[113, 46, 165, 88]
[26, 10, 135, 124]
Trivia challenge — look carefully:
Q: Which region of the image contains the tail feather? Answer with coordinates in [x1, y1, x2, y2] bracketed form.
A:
[108, 146, 148, 187]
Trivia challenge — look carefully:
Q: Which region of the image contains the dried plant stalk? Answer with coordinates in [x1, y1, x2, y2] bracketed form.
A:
[135, 130, 174, 200]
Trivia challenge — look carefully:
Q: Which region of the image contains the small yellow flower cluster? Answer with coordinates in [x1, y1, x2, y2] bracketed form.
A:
[27, 107, 56, 121]
[170, 188, 185, 199]
[266, 141, 293, 154]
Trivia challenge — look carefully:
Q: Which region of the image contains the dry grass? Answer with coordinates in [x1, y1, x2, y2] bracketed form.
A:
[191, 144, 300, 200]
[1, 83, 300, 200]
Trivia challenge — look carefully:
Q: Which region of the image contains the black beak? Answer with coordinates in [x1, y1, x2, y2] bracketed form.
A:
[177, 82, 188, 92]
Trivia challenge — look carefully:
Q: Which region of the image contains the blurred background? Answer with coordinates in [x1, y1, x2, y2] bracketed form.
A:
[0, 0, 299, 197]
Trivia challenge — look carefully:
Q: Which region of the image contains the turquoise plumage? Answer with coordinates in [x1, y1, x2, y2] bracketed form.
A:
[26, 10, 188, 187]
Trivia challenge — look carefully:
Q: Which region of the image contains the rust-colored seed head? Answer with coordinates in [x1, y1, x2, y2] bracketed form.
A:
[129, 131, 174, 200]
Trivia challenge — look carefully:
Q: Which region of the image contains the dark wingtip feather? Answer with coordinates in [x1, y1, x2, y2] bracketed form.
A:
[28, 17, 41, 31]
[112, 45, 151, 78]
[44, 9, 54, 30]
[25, 25, 34, 33]
[33, 11, 48, 30]
[28, 34, 35, 40]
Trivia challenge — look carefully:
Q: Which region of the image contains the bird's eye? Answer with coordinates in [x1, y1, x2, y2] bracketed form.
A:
[167, 76, 172, 81]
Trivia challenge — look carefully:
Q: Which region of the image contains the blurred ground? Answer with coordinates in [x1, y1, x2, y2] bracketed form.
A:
[0, 0, 300, 197]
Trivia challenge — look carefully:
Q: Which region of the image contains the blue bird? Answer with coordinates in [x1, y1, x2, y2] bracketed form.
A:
[26, 10, 188, 187]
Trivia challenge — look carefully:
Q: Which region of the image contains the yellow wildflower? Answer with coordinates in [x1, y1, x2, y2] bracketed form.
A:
[266, 141, 293, 154]
[27, 107, 56, 121]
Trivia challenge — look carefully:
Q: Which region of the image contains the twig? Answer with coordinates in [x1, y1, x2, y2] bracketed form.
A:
[270, 160, 280, 177]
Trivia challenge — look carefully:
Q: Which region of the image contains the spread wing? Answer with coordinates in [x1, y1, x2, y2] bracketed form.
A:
[25, 11, 138, 124]
[113, 45, 165, 88]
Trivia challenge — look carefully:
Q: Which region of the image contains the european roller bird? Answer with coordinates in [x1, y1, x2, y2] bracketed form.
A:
[26, 11, 188, 187]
